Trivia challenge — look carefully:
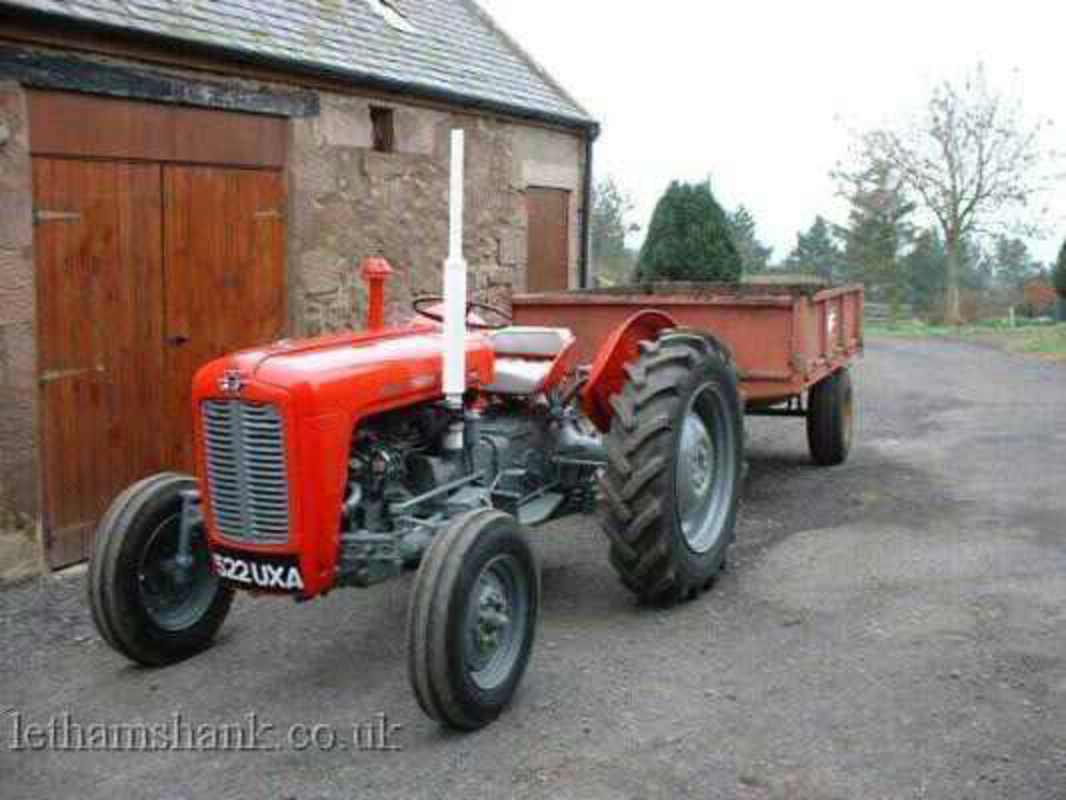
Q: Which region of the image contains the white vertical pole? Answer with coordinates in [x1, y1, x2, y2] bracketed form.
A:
[448, 130, 464, 262]
[442, 129, 468, 409]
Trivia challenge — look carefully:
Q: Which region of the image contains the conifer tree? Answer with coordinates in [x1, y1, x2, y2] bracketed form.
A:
[637, 181, 742, 282]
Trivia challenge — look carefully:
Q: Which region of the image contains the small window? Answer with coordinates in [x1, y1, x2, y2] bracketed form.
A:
[371, 107, 395, 153]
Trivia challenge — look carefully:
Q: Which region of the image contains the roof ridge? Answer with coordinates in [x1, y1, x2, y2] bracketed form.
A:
[459, 0, 594, 125]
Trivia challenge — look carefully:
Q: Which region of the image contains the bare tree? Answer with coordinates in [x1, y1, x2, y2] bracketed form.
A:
[838, 66, 1055, 323]
[590, 176, 641, 287]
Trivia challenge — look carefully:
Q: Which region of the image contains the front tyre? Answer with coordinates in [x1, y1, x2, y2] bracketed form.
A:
[599, 333, 744, 605]
[407, 509, 540, 731]
[87, 473, 233, 666]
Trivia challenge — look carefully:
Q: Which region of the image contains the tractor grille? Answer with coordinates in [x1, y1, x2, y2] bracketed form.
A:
[202, 400, 290, 545]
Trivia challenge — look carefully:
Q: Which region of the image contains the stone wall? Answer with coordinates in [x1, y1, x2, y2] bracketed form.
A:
[288, 91, 585, 335]
[0, 80, 42, 582]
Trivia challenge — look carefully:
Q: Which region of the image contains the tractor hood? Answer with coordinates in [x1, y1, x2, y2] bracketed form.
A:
[192, 325, 495, 419]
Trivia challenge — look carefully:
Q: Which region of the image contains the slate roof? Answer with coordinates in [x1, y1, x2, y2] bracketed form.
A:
[1, 0, 595, 129]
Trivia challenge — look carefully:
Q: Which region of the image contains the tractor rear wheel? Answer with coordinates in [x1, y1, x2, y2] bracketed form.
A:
[599, 333, 744, 605]
[88, 473, 233, 666]
[407, 509, 539, 731]
[807, 368, 854, 466]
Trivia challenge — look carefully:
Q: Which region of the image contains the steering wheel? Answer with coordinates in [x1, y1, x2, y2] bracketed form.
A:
[411, 296, 513, 331]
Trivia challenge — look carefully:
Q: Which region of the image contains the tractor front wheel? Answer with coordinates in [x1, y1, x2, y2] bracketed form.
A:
[88, 473, 233, 666]
[407, 509, 540, 731]
[599, 333, 744, 605]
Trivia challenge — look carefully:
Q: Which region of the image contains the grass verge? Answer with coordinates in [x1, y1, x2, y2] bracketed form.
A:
[867, 320, 1066, 358]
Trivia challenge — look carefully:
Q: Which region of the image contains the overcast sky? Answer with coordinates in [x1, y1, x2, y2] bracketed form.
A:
[478, 0, 1065, 263]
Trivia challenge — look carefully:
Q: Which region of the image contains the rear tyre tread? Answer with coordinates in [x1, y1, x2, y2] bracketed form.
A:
[598, 336, 743, 605]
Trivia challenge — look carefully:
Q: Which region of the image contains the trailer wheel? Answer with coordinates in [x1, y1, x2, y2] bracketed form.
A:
[599, 334, 744, 605]
[88, 473, 233, 666]
[807, 368, 854, 466]
[407, 509, 539, 731]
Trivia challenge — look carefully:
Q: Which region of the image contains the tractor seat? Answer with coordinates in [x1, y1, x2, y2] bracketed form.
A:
[485, 327, 574, 395]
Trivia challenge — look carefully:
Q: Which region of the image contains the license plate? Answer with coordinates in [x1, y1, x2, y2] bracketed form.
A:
[212, 550, 305, 593]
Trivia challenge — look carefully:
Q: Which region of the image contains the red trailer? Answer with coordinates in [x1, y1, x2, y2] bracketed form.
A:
[513, 282, 864, 408]
[513, 281, 864, 466]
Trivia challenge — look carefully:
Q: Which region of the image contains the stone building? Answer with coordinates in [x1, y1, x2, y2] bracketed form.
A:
[0, 0, 597, 578]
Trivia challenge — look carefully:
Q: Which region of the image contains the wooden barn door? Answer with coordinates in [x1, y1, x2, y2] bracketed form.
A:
[34, 159, 166, 566]
[30, 92, 287, 567]
[526, 187, 571, 292]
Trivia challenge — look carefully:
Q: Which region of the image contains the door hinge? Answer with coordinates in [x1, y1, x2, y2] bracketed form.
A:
[33, 209, 82, 226]
[39, 365, 105, 385]
[254, 209, 283, 220]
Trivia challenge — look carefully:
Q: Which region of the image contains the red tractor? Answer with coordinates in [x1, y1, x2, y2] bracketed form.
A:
[88, 133, 858, 731]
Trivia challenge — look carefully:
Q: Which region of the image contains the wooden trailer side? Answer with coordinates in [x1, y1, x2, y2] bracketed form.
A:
[512, 285, 864, 408]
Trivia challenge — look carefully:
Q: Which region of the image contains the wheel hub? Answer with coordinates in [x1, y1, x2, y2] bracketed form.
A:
[137, 515, 219, 632]
[473, 581, 511, 659]
[687, 424, 715, 496]
[675, 384, 733, 555]
[463, 554, 529, 690]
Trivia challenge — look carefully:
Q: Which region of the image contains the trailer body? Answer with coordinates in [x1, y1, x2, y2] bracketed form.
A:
[512, 283, 864, 407]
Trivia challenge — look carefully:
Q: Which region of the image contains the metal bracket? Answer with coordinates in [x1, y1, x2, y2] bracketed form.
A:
[176, 490, 203, 573]
[388, 472, 483, 515]
[33, 209, 82, 226]
[39, 365, 105, 385]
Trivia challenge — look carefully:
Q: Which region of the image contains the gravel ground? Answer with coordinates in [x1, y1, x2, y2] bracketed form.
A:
[2, 337, 1065, 799]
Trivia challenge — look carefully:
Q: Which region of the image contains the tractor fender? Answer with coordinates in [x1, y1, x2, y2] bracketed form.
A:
[581, 310, 677, 432]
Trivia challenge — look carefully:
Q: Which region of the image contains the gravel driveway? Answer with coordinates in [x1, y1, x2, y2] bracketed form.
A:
[2, 337, 1065, 799]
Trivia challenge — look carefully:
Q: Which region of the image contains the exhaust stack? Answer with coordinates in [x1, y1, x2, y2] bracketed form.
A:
[442, 129, 468, 410]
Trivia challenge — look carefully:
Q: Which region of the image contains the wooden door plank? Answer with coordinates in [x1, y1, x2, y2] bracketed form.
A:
[28, 90, 286, 168]
[172, 105, 287, 168]
[111, 161, 166, 492]
[28, 91, 173, 163]
[250, 170, 288, 337]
